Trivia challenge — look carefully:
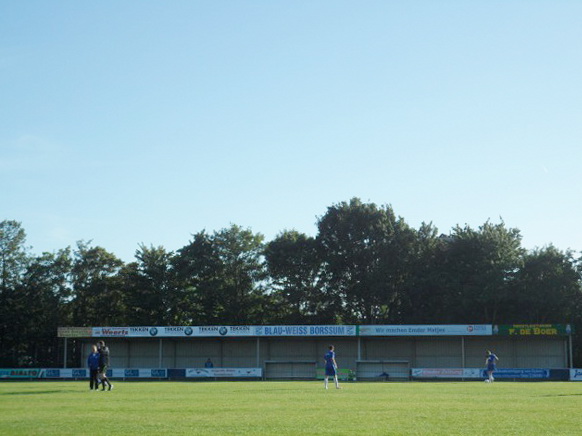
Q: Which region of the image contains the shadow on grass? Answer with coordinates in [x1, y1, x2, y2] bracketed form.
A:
[1, 390, 78, 396]
[538, 393, 582, 397]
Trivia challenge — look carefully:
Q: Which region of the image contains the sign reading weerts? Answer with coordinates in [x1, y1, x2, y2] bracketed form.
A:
[493, 324, 573, 336]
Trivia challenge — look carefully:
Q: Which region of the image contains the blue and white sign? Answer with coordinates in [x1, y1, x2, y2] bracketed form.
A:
[359, 325, 492, 336]
[92, 326, 257, 337]
[484, 368, 550, 379]
[412, 368, 482, 379]
[0, 368, 90, 379]
[570, 369, 582, 381]
[110, 368, 168, 378]
[195, 326, 255, 337]
[0, 368, 44, 378]
[255, 325, 356, 336]
[43, 369, 87, 378]
[186, 368, 262, 378]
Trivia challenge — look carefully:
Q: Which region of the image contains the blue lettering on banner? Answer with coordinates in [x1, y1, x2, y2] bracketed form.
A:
[151, 369, 166, 377]
[482, 368, 549, 379]
[72, 369, 87, 377]
[125, 369, 139, 377]
[260, 325, 357, 336]
[45, 369, 60, 378]
[310, 326, 343, 335]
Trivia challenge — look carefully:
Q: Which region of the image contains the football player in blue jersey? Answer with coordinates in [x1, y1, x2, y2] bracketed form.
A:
[324, 345, 341, 389]
[485, 350, 499, 382]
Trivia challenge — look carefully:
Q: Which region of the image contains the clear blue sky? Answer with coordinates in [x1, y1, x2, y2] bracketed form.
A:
[2, 1, 581, 262]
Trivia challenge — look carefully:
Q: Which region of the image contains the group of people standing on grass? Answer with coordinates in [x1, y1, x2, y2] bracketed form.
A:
[87, 340, 114, 391]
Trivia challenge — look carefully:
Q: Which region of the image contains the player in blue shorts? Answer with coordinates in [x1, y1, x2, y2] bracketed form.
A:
[324, 345, 341, 389]
[485, 350, 499, 382]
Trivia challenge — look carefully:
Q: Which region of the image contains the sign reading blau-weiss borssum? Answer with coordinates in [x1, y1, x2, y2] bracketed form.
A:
[255, 325, 356, 336]
[493, 324, 573, 336]
[359, 325, 492, 336]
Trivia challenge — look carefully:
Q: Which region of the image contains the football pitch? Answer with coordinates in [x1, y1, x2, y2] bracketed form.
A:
[1, 381, 581, 435]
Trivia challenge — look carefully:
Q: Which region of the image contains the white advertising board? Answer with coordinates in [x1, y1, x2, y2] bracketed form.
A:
[255, 325, 356, 336]
[110, 368, 167, 378]
[92, 326, 257, 338]
[570, 369, 582, 381]
[186, 368, 262, 378]
[411, 368, 482, 379]
[360, 325, 492, 336]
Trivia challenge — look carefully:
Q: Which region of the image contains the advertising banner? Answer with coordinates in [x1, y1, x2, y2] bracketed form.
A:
[484, 368, 550, 379]
[194, 326, 256, 337]
[92, 325, 357, 337]
[0, 368, 44, 379]
[0, 368, 166, 379]
[91, 326, 258, 338]
[186, 368, 262, 378]
[493, 324, 573, 336]
[92, 327, 131, 337]
[359, 325, 492, 336]
[256, 325, 356, 336]
[570, 369, 582, 381]
[110, 368, 168, 378]
[58, 327, 92, 338]
[43, 369, 87, 378]
[411, 368, 481, 379]
[63, 324, 512, 338]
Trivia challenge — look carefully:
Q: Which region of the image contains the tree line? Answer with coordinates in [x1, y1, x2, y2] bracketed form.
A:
[1, 198, 581, 367]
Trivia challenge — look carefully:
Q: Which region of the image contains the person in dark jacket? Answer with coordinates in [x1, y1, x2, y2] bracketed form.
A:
[97, 340, 114, 391]
[87, 344, 101, 390]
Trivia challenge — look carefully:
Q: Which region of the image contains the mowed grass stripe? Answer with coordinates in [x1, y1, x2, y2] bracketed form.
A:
[1, 381, 581, 435]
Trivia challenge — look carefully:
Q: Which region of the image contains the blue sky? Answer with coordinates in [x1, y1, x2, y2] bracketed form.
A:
[2, 1, 581, 262]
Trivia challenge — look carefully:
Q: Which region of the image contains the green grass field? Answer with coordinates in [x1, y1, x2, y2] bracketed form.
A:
[1, 381, 581, 435]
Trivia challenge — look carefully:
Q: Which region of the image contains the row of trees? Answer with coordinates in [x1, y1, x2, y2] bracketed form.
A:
[1, 198, 582, 367]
